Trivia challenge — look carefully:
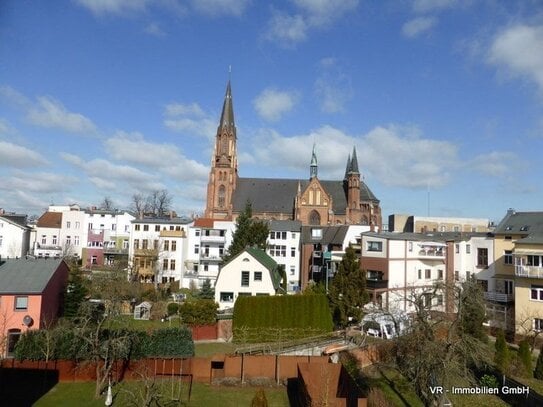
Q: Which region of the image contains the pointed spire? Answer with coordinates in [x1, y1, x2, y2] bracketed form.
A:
[344, 153, 351, 180]
[219, 80, 235, 132]
[350, 146, 359, 174]
[310, 144, 318, 179]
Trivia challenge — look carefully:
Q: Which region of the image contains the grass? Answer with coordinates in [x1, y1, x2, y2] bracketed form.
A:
[34, 380, 289, 406]
[193, 341, 235, 357]
[362, 365, 423, 407]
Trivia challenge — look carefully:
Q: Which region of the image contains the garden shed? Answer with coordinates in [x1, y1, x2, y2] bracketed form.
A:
[134, 301, 152, 320]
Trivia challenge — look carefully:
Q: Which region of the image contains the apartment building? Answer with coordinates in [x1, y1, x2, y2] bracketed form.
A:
[389, 214, 492, 234]
[266, 220, 302, 293]
[0, 211, 30, 259]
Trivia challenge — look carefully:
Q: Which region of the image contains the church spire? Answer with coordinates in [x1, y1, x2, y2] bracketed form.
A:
[219, 80, 235, 133]
[344, 153, 351, 180]
[350, 146, 359, 174]
[310, 144, 318, 179]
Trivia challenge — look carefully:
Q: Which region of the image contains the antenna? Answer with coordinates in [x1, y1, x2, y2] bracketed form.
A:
[228, 65, 232, 80]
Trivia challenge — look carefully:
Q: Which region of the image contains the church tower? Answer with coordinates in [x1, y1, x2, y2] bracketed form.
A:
[204, 81, 238, 219]
[346, 146, 361, 221]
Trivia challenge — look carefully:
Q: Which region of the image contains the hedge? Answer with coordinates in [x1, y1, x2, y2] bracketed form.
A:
[232, 294, 333, 343]
[14, 326, 194, 361]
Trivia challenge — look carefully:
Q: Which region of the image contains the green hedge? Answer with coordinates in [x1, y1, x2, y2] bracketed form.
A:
[14, 326, 194, 361]
[232, 295, 333, 343]
[178, 299, 217, 326]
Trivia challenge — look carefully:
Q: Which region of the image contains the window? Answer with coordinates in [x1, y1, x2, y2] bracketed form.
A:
[535, 319, 543, 332]
[292, 233, 296, 239]
[425, 269, 431, 279]
[134, 239, 139, 249]
[142, 240, 148, 249]
[75, 221, 80, 229]
[435, 295, 443, 306]
[220, 292, 234, 302]
[531, 286, 543, 301]
[408, 242, 413, 252]
[52, 235, 58, 245]
[170, 260, 176, 270]
[124, 225, 129, 232]
[163, 259, 168, 270]
[504, 250, 513, 265]
[477, 248, 488, 267]
[254, 272, 262, 281]
[15, 296, 28, 310]
[88, 223, 93, 230]
[418, 269, 422, 280]
[164, 240, 170, 251]
[91, 255, 98, 265]
[455, 270, 459, 281]
[219, 245, 224, 256]
[195, 229, 200, 236]
[66, 236, 71, 245]
[291, 247, 296, 257]
[290, 265, 295, 275]
[455, 244, 459, 254]
[0, 235, 3, 247]
[367, 241, 383, 252]
[74, 236, 80, 246]
[66, 221, 71, 228]
[311, 228, 322, 239]
[466, 244, 471, 254]
[143, 224, 149, 231]
[422, 293, 432, 308]
[195, 244, 199, 254]
[135, 224, 140, 231]
[453, 226, 460, 232]
[171, 241, 177, 251]
[41, 235, 46, 245]
[437, 269, 443, 280]
[527, 255, 542, 267]
[203, 263, 209, 271]
[241, 271, 250, 287]
[155, 225, 160, 232]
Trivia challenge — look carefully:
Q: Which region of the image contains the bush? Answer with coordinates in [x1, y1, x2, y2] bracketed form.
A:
[494, 329, 510, 374]
[251, 388, 268, 407]
[167, 302, 180, 316]
[144, 327, 194, 358]
[179, 299, 217, 326]
[518, 339, 533, 377]
[535, 344, 543, 379]
[479, 374, 499, 388]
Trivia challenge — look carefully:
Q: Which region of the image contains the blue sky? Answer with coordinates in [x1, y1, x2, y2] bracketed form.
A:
[1, 1, 542, 223]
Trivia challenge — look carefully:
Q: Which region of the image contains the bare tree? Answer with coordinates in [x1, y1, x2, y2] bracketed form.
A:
[100, 196, 114, 211]
[131, 193, 148, 219]
[147, 189, 172, 218]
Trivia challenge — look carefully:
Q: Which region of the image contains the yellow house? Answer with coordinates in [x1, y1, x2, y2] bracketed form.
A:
[492, 210, 543, 336]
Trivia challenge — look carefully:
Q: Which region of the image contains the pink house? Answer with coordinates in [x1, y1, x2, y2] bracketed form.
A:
[0, 257, 69, 357]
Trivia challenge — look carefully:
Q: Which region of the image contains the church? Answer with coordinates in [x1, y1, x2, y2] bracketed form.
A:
[204, 81, 382, 230]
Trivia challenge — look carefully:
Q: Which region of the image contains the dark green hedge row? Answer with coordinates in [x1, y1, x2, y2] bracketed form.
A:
[14, 327, 194, 361]
[178, 299, 217, 326]
[232, 295, 333, 343]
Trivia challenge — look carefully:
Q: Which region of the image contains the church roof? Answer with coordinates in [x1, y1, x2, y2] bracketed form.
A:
[232, 177, 379, 215]
[219, 80, 235, 133]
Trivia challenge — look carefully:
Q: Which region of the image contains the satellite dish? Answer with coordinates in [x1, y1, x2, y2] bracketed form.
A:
[23, 315, 34, 327]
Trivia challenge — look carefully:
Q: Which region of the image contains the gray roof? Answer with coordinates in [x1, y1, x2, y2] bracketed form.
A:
[301, 225, 349, 245]
[0, 215, 30, 230]
[269, 220, 302, 232]
[132, 217, 193, 225]
[0, 258, 65, 294]
[361, 231, 491, 242]
[495, 211, 543, 235]
[232, 177, 379, 215]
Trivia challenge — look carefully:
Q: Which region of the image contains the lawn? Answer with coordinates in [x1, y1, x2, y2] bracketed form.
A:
[34, 380, 289, 406]
[193, 341, 236, 357]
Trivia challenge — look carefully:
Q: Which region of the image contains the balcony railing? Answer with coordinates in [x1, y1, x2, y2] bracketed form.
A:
[483, 291, 514, 303]
[418, 249, 445, 258]
[200, 253, 222, 261]
[515, 265, 543, 279]
[200, 234, 226, 243]
[159, 230, 186, 238]
[103, 247, 129, 255]
[366, 279, 389, 289]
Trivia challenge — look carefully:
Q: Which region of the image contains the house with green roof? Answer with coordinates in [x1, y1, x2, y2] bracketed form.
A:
[214, 247, 283, 310]
[0, 257, 69, 357]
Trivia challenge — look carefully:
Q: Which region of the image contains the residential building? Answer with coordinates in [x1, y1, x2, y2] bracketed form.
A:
[32, 209, 64, 258]
[0, 257, 69, 357]
[266, 220, 302, 293]
[204, 81, 382, 229]
[0, 210, 30, 258]
[129, 217, 193, 284]
[389, 214, 492, 233]
[184, 218, 235, 289]
[214, 247, 282, 310]
[491, 210, 543, 336]
[300, 224, 370, 290]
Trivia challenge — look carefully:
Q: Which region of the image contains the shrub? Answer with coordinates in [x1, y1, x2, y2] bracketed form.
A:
[179, 299, 217, 326]
[167, 302, 180, 316]
[251, 389, 268, 407]
[144, 327, 194, 358]
[479, 374, 499, 388]
[535, 344, 543, 379]
[494, 329, 510, 374]
[518, 339, 533, 377]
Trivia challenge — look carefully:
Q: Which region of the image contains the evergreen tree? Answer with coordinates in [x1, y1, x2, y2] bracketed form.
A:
[222, 201, 269, 263]
[534, 344, 543, 379]
[63, 267, 88, 317]
[458, 278, 487, 342]
[198, 278, 215, 299]
[518, 339, 533, 377]
[494, 329, 510, 374]
[278, 264, 287, 292]
[328, 245, 369, 327]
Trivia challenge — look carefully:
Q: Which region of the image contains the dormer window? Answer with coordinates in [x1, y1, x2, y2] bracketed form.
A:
[520, 225, 530, 232]
[505, 226, 513, 231]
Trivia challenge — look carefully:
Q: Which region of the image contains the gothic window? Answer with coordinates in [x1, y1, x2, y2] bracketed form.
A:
[309, 210, 321, 225]
[362, 215, 369, 225]
[218, 185, 226, 207]
[221, 136, 228, 155]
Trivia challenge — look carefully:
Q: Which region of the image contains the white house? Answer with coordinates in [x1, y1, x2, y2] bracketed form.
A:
[214, 247, 282, 310]
[0, 212, 30, 259]
[266, 220, 302, 293]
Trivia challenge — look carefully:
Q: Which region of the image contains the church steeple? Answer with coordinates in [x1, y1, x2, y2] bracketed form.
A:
[344, 153, 351, 180]
[310, 144, 318, 179]
[219, 80, 235, 133]
[350, 146, 359, 174]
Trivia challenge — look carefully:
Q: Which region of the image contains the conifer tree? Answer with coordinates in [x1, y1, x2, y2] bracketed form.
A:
[328, 245, 369, 327]
[534, 344, 543, 379]
[251, 388, 268, 407]
[494, 329, 510, 374]
[198, 278, 215, 299]
[518, 339, 533, 377]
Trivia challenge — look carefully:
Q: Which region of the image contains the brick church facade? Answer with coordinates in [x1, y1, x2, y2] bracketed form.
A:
[205, 81, 382, 230]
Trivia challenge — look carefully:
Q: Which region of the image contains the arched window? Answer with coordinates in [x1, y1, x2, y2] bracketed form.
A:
[309, 210, 321, 225]
[361, 215, 369, 225]
[218, 185, 226, 207]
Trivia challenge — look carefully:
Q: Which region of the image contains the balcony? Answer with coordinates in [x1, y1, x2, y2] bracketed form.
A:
[159, 230, 186, 238]
[104, 247, 129, 255]
[483, 291, 514, 303]
[199, 252, 222, 262]
[135, 248, 158, 257]
[417, 249, 445, 259]
[366, 279, 389, 289]
[515, 265, 543, 279]
[200, 233, 226, 243]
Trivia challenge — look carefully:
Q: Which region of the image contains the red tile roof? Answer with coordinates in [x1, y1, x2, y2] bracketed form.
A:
[36, 212, 62, 228]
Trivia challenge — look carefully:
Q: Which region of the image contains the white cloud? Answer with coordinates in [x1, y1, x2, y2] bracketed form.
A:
[163, 102, 216, 139]
[27, 96, 97, 134]
[265, 0, 358, 46]
[190, 0, 250, 17]
[0, 170, 77, 194]
[314, 58, 353, 113]
[471, 151, 523, 176]
[412, 0, 457, 13]
[402, 16, 437, 38]
[74, 0, 149, 16]
[0, 141, 48, 168]
[144, 22, 166, 37]
[253, 88, 300, 121]
[488, 24, 543, 93]
[249, 124, 459, 188]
